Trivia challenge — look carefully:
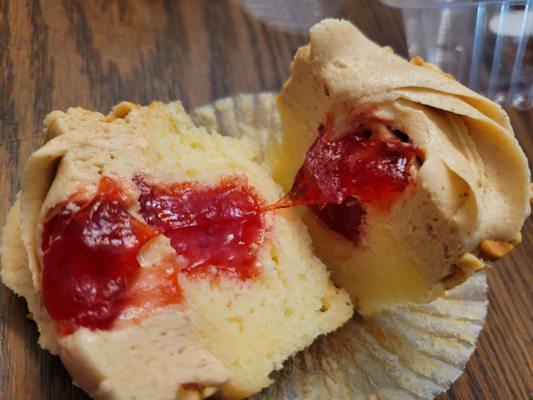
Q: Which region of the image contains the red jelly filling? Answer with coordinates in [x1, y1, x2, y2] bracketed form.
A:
[283, 114, 419, 243]
[134, 176, 264, 280]
[41, 177, 181, 335]
[42, 174, 265, 334]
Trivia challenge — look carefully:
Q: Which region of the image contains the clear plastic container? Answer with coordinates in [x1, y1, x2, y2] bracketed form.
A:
[236, 0, 346, 34]
[380, 0, 532, 110]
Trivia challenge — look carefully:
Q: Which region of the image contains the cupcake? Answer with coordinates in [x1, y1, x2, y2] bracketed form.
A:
[0, 100, 352, 399]
[272, 19, 530, 314]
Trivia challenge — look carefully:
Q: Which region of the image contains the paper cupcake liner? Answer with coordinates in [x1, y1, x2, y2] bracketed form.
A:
[192, 93, 488, 400]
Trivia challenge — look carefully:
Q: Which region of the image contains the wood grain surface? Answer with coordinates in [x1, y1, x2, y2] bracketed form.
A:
[0, 1, 531, 399]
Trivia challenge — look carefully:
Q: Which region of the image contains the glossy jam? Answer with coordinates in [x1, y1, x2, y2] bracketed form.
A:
[134, 176, 264, 280]
[283, 116, 418, 242]
[312, 201, 365, 242]
[41, 177, 181, 335]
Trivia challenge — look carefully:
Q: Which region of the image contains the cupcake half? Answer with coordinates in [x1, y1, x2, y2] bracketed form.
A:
[0, 100, 352, 399]
[273, 19, 531, 314]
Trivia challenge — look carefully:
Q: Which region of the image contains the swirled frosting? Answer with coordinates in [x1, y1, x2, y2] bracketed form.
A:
[274, 19, 531, 314]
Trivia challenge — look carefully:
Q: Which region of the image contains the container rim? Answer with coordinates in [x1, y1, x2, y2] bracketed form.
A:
[379, 0, 527, 10]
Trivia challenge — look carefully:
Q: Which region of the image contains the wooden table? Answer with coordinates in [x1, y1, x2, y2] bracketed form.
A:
[0, 1, 531, 399]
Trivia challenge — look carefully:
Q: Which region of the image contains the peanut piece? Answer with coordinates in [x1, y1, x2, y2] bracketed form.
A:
[480, 239, 516, 261]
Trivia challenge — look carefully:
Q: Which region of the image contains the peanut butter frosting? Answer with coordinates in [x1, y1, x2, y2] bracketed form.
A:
[274, 19, 530, 314]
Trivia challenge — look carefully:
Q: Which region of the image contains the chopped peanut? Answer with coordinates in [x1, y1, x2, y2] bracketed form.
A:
[441, 253, 486, 290]
[480, 239, 516, 261]
[458, 253, 486, 272]
[106, 101, 139, 121]
[410, 56, 425, 66]
[410, 56, 456, 79]
[177, 386, 201, 400]
[177, 384, 218, 400]
[201, 387, 218, 398]
[511, 232, 522, 245]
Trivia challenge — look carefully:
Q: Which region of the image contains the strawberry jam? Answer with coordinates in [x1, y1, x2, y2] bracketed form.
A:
[134, 176, 264, 280]
[41, 177, 181, 335]
[283, 114, 419, 243]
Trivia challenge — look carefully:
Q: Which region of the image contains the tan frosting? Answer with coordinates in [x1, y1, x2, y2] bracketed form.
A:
[275, 19, 530, 313]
